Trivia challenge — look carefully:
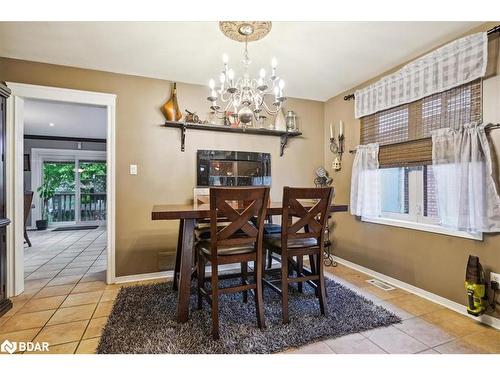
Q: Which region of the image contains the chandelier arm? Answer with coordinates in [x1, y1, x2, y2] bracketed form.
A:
[222, 100, 233, 114]
[211, 100, 233, 117]
[212, 111, 226, 120]
[219, 91, 233, 103]
[261, 100, 281, 116]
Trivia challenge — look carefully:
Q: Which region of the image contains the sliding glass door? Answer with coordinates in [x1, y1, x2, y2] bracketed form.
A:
[43, 161, 76, 223]
[36, 150, 107, 227]
[78, 160, 106, 223]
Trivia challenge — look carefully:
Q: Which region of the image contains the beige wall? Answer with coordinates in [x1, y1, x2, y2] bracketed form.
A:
[0, 57, 325, 277]
[324, 22, 500, 318]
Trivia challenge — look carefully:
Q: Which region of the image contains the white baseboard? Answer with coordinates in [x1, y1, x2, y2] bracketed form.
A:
[112, 263, 246, 285]
[333, 256, 500, 330]
[114, 271, 173, 284]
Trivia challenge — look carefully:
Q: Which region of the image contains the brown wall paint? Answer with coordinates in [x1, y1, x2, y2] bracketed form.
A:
[324, 22, 500, 318]
[0, 57, 325, 277]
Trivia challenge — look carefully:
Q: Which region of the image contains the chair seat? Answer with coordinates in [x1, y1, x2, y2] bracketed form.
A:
[196, 240, 256, 256]
[263, 223, 282, 234]
[264, 235, 318, 249]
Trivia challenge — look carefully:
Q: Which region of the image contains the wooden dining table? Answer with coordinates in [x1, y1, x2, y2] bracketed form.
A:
[151, 201, 349, 323]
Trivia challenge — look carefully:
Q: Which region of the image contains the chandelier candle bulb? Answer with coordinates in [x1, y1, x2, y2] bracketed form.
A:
[330, 123, 333, 139]
[278, 79, 285, 97]
[339, 120, 344, 137]
[228, 69, 235, 86]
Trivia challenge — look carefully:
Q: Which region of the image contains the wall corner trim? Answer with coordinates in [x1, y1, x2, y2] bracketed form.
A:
[333, 256, 500, 330]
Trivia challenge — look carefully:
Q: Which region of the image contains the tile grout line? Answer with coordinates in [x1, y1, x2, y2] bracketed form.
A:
[75, 281, 110, 354]
[24, 230, 88, 276]
[2, 229, 106, 338]
[29, 229, 105, 295]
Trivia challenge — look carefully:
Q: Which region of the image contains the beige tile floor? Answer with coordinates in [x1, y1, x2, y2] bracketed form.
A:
[1, 228, 499, 354]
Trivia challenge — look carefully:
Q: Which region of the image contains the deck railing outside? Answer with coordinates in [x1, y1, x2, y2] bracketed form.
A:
[47, 192, 106, 222]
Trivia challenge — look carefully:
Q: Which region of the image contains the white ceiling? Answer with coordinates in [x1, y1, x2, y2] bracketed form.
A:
[24, 98, 107, 138]
[0, 21, 482, 101]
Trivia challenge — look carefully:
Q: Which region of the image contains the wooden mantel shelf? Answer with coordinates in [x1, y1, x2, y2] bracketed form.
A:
[161, 121, 302, 156]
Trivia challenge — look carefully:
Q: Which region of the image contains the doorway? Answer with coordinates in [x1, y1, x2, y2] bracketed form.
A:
[5, 83, 116, 296]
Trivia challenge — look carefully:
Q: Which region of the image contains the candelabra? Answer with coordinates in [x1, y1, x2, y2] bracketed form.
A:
[329, 121, 345, 171]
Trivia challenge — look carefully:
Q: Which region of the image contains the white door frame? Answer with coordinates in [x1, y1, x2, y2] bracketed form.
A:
[30, 148, 107, 226]
[5, 82, 116, 296]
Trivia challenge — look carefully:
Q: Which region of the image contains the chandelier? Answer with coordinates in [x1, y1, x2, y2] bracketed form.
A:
[207, 21, 286, 124]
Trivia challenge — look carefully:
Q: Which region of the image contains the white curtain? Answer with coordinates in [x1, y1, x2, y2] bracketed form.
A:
[355, 32, 488, 118]
[432, 123, 500, 233]
[350, 143, 381, 217]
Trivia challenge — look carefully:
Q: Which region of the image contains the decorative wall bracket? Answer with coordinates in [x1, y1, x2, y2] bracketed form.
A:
[280, 133, 291, 157]
[162, 121, 302, 157]
[180, 123, 187, 152]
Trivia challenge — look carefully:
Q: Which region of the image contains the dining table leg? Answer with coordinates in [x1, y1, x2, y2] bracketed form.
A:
[176, 218, 195, 323]
[172, 219, 184, 291]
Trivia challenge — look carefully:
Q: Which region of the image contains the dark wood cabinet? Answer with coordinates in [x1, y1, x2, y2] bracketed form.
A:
[0, 83, 12, 317]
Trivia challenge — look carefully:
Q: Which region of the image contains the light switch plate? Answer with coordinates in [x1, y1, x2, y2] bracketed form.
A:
[129, 164, 138, 175]
[491, 272, 500, 285]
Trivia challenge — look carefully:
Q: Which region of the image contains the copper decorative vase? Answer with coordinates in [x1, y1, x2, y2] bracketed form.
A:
[162, 82, 182, 122]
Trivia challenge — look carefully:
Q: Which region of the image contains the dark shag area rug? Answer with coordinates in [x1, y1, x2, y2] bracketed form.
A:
[97, 277, 401, 354]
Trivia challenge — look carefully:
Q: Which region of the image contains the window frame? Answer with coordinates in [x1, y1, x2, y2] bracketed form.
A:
[363, 167, 483, 241]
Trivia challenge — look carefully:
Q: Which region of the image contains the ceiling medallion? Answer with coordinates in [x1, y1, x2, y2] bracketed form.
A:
[207, 21, 286, 125]
[219, 21, 272, 43]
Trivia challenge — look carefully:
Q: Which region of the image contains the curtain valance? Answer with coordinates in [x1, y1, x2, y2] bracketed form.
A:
[355, 32, 488, 119]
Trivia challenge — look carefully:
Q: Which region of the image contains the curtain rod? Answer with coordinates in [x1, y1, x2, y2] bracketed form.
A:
[343, 25, 500, 102]
[347, 123, 500, 154]
[487, 24, 500, 35]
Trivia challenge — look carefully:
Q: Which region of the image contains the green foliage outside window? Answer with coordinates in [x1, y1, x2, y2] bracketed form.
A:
[37, 161, 106, 220]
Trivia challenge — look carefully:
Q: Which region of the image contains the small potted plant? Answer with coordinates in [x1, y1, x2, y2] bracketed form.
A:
[36, 179, 55, 230]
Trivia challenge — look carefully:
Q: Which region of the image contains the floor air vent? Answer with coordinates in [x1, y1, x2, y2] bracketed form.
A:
[366, 278, 396, 291]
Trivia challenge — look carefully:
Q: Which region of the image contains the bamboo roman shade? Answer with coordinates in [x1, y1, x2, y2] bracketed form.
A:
[360, 79, 482, 168]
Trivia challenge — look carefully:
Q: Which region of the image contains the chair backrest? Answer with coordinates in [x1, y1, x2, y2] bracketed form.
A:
[209, 187, 270, 258]
[281, 186, 334, 246]
[24, 191, 34, 226]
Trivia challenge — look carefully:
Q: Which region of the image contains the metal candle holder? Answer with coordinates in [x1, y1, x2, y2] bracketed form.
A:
[329, 132, 345, 171]
[337, 134, 345, 160]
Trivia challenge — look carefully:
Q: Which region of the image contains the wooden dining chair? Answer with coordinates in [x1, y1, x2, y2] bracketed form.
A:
[196, 186, 270, 340]
[264, 186, 334, 324]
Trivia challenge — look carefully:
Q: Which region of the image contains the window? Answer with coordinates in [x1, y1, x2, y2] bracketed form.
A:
[380, 167, 409, 216]
[366, 164, 481, 239]
[379, 166, 438, 223]
[360, 80, 483, 240]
